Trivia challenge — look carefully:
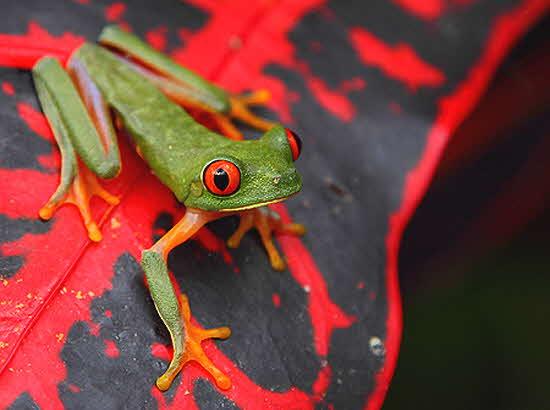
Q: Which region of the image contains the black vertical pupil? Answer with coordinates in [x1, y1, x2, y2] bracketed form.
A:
[213, 168, 230, 191]
[292, 131, 302, 155]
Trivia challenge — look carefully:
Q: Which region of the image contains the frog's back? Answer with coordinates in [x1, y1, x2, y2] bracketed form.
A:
[73, 43, 228, 201]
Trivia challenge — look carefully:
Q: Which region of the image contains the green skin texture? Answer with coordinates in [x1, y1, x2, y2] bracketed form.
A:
[31, 27, 301, 389]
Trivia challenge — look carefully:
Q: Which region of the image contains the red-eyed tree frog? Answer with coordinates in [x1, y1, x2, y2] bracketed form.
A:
[32, 25, 305, 391]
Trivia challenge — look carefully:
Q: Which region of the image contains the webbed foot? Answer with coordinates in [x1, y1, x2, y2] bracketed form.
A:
[156, 294, 231, 391]
[39, 163, 119, 242]
[227, 207, 305, 271]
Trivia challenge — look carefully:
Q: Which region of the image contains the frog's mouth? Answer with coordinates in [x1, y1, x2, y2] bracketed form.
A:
[218, 193, 296, 212]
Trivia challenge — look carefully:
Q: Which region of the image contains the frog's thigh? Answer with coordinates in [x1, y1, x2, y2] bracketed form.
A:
[104, 53, 244, 141]
[66, 55, 121, 178]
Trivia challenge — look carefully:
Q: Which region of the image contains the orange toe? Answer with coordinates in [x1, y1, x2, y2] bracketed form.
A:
[39, 163, 118, 241]
[156, 294, 232, 391]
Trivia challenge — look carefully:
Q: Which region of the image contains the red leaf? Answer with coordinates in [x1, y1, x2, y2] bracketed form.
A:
[0, 0, 546, 409]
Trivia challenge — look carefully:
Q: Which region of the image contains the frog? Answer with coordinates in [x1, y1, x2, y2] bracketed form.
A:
[31, 25, 305, 392]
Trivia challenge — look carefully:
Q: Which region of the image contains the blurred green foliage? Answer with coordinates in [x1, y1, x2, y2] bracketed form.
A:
[385, 213, 550, 410]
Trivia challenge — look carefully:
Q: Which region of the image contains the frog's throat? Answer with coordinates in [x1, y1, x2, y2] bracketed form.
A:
[218, 194, 294, 212]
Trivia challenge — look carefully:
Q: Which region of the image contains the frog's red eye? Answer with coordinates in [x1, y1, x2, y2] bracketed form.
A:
[203, 160, 241, 196]
[285, 128, 302, 161]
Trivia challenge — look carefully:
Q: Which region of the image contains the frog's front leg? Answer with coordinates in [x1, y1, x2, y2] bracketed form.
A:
[142, 208, 231, 391]
[227, 207, 306, 271]
[32, 57, 121, 241]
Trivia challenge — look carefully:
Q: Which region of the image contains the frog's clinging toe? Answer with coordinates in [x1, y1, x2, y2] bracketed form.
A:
[86, 222, 102, 242]
[229, 90, 275, 132]
[38, 203, 58, 221]
[282, 223, 306, 236]
[234, 89, 271, 105]
[39, 163, 118, 242]
[156, 294, 232, 392]
[270, 253, 286, 272]
[229, 207, 305, 271]
[155, 373, 174, 392]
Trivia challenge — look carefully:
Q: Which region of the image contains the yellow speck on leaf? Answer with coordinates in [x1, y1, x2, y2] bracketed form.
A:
[2, 279, 8, 287]
[55, 333, 64, 342]
[15, 303, 24, 309]
[26, 293, 33, 299]
[88, 291, 95, 297]
[111, 217, 121, 229]
[0, 341, 9, 349]
[75, 291, 84, 300]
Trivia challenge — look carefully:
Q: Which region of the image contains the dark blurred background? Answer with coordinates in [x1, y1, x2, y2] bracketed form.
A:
[384, 15, 549, 410]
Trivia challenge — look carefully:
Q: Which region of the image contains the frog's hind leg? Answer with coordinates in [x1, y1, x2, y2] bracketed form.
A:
[98, 26, 275, 139]
[33, 57, 121, 241]
[103, 52, 246, 141]
[227, 207, 305, 271]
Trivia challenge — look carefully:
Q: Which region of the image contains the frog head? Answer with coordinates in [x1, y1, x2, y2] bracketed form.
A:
[183, 125, 303, 212]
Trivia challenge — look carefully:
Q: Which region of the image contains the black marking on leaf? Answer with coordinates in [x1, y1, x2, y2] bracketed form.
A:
[152, 211, 174, 243]
[0, 0, 207, 52]
[7, 392, 40, 410]
[0, 68, 53, 171]
[195, 379, 240, 410]
[0, 215, 51, 279]
[58, 253, 171, 409]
